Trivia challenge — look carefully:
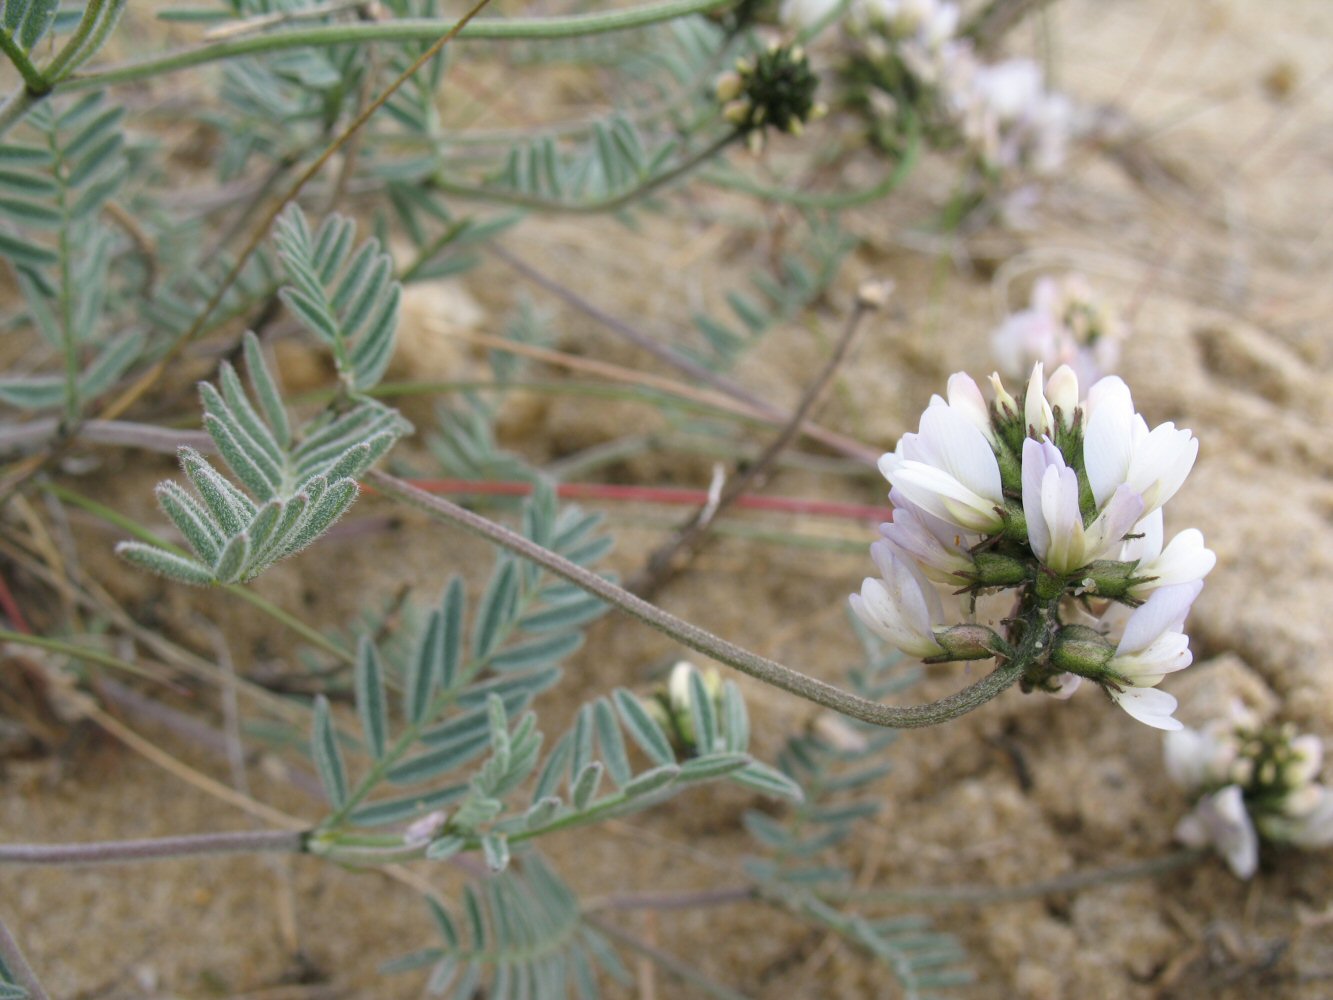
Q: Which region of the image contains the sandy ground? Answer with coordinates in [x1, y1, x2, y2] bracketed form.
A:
[3, 0, 1333, 997]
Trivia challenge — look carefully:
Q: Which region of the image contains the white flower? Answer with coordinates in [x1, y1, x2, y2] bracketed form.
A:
[1102, 581, 1202, 729]
[1260, 786, 1333, 849]
[879, 489, 976, 584]
[879, 403, 1005, 533]
[1289, 734, 1325, 787]
[1176, 785, 1259, 879]
[849, 546, 947, 658]
[1024, 362, 1056, 439]
[1083, 377, 1198, 517]
[1117, 509, 1217, 596]
[992, 276, 1123, 383]
[1021, 437, 1144, 574]
[403, 810, 448, 847]
[1164, 711, 1245, 791]
[930, 371, 995, 443]
[780, 0, 844, 29]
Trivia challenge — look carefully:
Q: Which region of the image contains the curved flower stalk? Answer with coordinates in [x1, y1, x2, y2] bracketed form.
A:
[853, 363, 1213, 730]
[1165, 704, 1333, 877]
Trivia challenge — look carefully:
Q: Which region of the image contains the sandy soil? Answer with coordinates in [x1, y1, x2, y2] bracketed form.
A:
[3, 1, 1333, 998]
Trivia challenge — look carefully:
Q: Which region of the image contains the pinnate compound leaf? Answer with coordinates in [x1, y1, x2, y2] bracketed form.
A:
[356, 637, 389, 761]
[114, 542, 215, 586]
[612, 689, 674, 767]
[312, 695, 349, 809]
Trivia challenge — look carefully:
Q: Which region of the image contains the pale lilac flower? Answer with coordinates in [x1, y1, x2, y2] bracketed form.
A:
[992, 275, 1124, 384]
[850, 547, 947, 658]
[879, 403, 1004, 533]
[1176, 785, 1259, 879]
[403, 810, 448, 847]
[1083, 376, 1198, 517]
[1022, 437, 1144, 574]
[878, 489, 976, 584]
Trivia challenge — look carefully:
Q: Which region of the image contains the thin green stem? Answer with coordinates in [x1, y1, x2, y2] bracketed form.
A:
[367, 471, 1025, 729]
[0, 30, 45, 92]
[0, 913, 50, 1000]
[430, 130, 739, 214]
[222, 585, 354, 665]
[0, 87, 37, 136]
[41, 0, 112, 81]
[0, 829, 306, 867]
[702, 128, 921, 210]
[56, 0, 735, 94]
[51, 132, 78, 426]
[0, 627, 170, 683]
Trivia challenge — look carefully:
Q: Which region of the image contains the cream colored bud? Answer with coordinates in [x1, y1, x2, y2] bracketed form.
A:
[715, 71, 744, 103]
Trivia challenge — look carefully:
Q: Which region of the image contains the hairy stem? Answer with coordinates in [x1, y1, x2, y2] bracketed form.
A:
[367, 470, 1024, 729]
[629, 288, 883, 597]
[825, 847, 1208, 905]
[0, 829, 306, 867]
[55, 0, 736, 94]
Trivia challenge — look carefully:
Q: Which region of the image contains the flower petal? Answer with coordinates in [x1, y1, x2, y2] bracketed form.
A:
[1083, 376, 1134, 507]
[1116, 581, 1203, 655]
[1109, 685, 1182, 730]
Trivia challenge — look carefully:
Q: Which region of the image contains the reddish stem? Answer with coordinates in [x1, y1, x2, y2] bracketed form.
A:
[0, 569, 32, 634]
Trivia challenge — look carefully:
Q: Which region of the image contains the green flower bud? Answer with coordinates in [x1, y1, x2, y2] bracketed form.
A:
[715, 42, 821, 138]
[1077, 559, 1141, 600]
[969, 551, 1029, 588]
[929, 624, 1006, 662]
[1050, 624, 1115, 677]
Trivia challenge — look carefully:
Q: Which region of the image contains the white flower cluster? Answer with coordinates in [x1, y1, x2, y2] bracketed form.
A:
[991, 274, 1125, 384]
[1166, 704, 1333, 877]
[781, 0, 1074, 177]
[851, 363, 1214, 730]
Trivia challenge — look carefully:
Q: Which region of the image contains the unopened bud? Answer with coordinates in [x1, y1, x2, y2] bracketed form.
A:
[969, 551, 1028, 588]
[930, 624, 1004, 662]
[856, 279, 895, 310]
[715, 71, 744, 103]
[1079, 559, 1140, 600]
[1050, 624, 1115, 676]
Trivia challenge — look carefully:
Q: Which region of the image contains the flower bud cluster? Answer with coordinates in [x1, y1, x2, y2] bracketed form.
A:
[715, 42, 826, 149]
[1165, 703, 1333, 877]
[851, 362, 1214, 730]
[991, 273, 1126, 385]
[781, 0, 1076, 179]
[642, 661, 725, 758]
